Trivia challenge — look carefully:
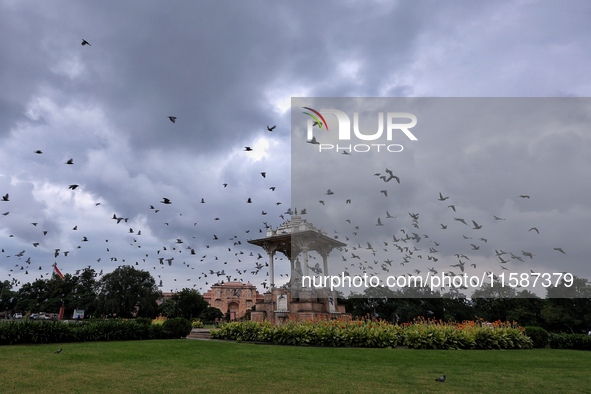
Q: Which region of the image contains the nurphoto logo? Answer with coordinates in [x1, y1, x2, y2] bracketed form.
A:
[304, 107, 418, 153]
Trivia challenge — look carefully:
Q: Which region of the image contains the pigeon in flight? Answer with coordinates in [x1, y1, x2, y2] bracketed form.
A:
[81, 39, 91, 46]
[161, 198, 172, 204]
[244, 147, 253, 151]
[1, 194, 8, 202]
[168, 116, 177, 123]
[307, 136, 319, 145]
[267, 125, 276, 131]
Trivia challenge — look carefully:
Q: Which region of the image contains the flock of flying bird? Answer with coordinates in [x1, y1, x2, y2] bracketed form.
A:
[292, 159, 570, 295]
[1, 39, 571, 299]
[1, 38, 297, 295]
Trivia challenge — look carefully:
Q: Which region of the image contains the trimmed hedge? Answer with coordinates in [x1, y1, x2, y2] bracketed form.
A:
[210, 318, 532, 350]
[163, 317, 192, 338]
[0, 319, 180, 345]
[548, 333, 591, 350]
[524, 326, 550, 348]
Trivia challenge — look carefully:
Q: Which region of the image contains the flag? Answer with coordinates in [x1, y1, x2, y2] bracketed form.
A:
[53, 264, 64, 279]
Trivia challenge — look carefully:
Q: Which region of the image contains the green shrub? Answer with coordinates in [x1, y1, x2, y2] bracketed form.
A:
[210, 318, 531, 350]
[0, 319, 178, 345]
[135, 317, 153, 326]
[191, 319, 204, 328]
[163, 317, 192, 338]
[548, 333, 591, 350]
[524, 326, 550, 348]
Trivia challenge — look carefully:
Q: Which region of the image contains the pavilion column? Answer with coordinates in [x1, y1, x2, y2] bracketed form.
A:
[318, 245, 331, 277]
[268, 250, 275, 289]
[262, 241, 279, 290]
[303, 247, 309, 277]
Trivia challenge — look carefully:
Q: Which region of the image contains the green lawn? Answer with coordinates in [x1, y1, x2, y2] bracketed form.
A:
[1, 339, 590, 393]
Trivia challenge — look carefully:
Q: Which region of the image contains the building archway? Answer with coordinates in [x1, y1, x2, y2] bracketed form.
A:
[228, 302, 239, 320]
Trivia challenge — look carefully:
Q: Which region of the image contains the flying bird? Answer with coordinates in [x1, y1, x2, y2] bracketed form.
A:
[161, 198, 172, 204]
[438, 192, 449, 201]
[553, 247, 566, 254]
[68, 184, 79, 190]
[267, 125, 276, 131]
[66, 159, 74, 165]
[244, 147, 253, 151]
[168, 116, 177, 123]
[1, 194, 8, 202]
[454, 217, 468, 226]
[307, 136, 319, 145]
[81, 39, 91, 46]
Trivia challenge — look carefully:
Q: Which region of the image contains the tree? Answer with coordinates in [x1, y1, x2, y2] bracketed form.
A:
[158, 298, 177, 318]
[172, 288, 208, 320]
[199, 306, 224, 323]
[95, 266, 161, 318]
[0, 280, 16, 315]
[542, 275, 591, 333]
[471, 280, 517, 321]
[70, 267, 98, 316]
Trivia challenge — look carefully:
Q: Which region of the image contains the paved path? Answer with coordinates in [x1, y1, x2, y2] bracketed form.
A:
[187, 328, 213, 339]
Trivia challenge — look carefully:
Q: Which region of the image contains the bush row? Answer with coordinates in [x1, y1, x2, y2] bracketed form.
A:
[0, 318, 192, 345]
[547, 333, 591, 350]
[210, 318, 533, 350]
[523, 326, 591, 350]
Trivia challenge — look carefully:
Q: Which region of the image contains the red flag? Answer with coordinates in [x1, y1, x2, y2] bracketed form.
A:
[53, 264, 64, 279]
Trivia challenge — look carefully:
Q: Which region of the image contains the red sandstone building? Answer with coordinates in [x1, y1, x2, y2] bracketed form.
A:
[203, 282, 264, 320]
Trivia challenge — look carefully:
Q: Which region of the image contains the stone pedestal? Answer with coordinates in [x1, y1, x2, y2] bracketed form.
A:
[251, 287, 349, 324]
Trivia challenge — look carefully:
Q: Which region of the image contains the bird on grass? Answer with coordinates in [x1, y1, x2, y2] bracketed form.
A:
[435, 374, 445, 382]
[55, 348, 62, 354]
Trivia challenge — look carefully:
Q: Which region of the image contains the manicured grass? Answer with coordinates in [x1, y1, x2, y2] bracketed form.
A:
[1, 339, 590, 393]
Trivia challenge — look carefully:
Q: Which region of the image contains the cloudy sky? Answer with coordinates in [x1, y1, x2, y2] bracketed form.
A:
[1, 1, 590, 297]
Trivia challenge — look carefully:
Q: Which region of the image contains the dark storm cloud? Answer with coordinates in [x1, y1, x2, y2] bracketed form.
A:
[2, 1, 591, 293]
